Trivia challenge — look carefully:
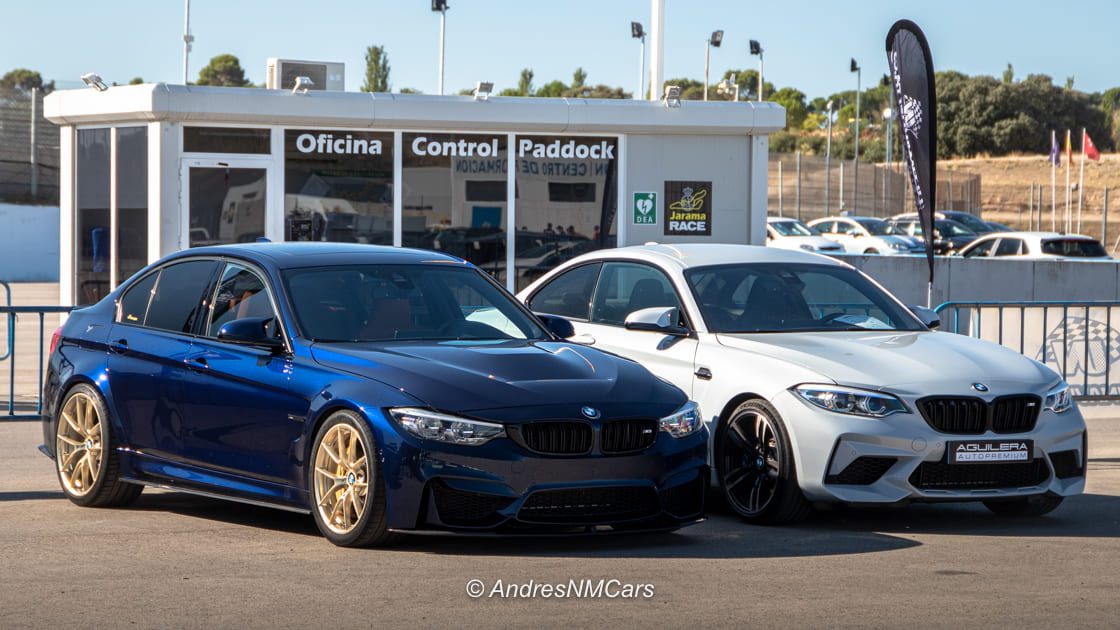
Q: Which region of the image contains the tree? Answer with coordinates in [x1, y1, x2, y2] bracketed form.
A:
[572, 67, 587, 90]
[563, 84, 629, 99]
[196, 54, 252, 87]
[1065, 76, 1075, 90]
[518, 68, 534, 96]
[129, 77, 144, 85]
[1002, 63, 1014, 84]
[536, 80, 567, 98]
[0, 68, 54, 94]
[361, 45, 390, 93]
[398, 87, 421, 94]
[769, 87, 808, 129]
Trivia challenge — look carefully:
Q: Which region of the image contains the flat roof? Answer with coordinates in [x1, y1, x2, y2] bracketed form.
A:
[45, 83, 785, 135]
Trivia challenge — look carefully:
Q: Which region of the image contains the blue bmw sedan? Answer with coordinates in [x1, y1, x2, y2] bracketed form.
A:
[40, 243, 708, 546]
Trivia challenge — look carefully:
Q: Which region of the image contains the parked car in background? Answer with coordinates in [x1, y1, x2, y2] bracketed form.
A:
[887, 217, 978, 254]
[985, 221, 1013, 232]
[893, 210, 998, 236]
[807, 215, 924, 255]
[519, 244, 1086, 524]
[41, 243, 708, 546]
[766, 216, 844, 254]
[957, 232, 1111, 260]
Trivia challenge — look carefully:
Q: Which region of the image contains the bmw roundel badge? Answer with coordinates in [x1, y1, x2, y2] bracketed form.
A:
[581, 406, 601, 420]
[971, 383, 990, 392]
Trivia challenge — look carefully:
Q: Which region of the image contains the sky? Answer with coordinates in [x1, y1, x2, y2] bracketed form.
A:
[3, 0, 1118, 99]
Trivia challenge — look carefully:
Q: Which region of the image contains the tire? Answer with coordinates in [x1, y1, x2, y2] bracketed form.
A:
[716, 399, 812, 525]
[983, 493, 1064, 517]
[863, 248, 880, 255]
[308, 410, 400, 547]
[54, 383, 143, 508]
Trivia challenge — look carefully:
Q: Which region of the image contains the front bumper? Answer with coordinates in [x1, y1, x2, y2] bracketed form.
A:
[771, 389, 1087, 504]
[377, 422, 709, 534]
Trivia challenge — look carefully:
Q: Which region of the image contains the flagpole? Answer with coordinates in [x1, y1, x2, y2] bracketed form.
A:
[1078, 127, 1086, 233]
[1065, 129, 1071, 233]
[1051, 130, 1057, 231]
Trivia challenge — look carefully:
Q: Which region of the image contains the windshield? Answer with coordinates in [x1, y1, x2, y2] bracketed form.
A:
[283, 264, 547, 342]
[685, 263, 926, 333]
[855, 218, 894, 236]
[947, 213, 992, 232]
[937, 220, 976, 237]
[1041, 239, 1107, 257]
[769, 220, 816, 237]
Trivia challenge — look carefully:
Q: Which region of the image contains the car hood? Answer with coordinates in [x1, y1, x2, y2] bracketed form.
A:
[715, 330, 1059, 396]
[310, 339, 685, 416]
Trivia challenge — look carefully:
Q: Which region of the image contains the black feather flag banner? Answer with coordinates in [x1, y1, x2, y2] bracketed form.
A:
[886, 20, 936, 286]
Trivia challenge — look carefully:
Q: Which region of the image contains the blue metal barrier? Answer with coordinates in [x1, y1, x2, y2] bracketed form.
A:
[935, 300, 1120, 400]
[1, 299, 75, 419]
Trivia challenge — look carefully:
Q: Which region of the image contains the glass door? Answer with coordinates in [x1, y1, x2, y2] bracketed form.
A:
[180, 158, 271, 248]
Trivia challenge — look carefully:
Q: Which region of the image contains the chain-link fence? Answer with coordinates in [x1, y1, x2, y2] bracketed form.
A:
[0, 87, 59, 205]
[767, 152, 982, 223]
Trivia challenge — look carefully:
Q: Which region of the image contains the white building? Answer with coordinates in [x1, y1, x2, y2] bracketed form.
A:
[45, 83, 783, 304]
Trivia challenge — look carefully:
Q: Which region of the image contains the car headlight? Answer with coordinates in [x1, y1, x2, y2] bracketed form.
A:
[793, 384, 908, 418]
[388, 407, 505, 446]
[890, 242, 908, 250]
[661, 401, 703, 438]
[1044, 382, 1072, 414]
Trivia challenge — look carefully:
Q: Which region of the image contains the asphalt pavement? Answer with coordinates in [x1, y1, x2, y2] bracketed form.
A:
[1, 410, 1118, 629]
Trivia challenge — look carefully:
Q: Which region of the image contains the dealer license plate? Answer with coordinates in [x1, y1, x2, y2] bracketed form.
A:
[947, 440, 1034, 464]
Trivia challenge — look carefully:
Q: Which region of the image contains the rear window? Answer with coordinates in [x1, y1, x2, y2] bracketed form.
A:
[1041, 239, 1107, 258]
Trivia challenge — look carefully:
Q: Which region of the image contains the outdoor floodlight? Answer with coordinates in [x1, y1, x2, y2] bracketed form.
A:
[749, 39, 762, 56]
[709, 30, 724, 47]
[631, 21, 645, 39]
[432, 0, 448, 11]
[826, 99, 834, 112]
[663, 85, 682, 108]
[81, 73, 108, 92]
[473, 81, 493, 101]
[850, 58, 860, 73]
[291, 76, 314, 95]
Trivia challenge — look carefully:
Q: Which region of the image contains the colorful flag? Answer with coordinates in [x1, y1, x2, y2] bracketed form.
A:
[1085, 131, 1101, 161]
[1066, 129, 1073, 168]
[1049, 131, 1059, 166]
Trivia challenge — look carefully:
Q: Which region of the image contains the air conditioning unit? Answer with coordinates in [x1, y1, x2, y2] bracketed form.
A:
[266, 58, 345, 91]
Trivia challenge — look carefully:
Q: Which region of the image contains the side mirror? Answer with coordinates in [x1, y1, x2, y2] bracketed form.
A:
[909, 305, 940, 330]
[217, 317, 285, 350]
[536, 314, 576, 339]
[624, 306, 689, 336]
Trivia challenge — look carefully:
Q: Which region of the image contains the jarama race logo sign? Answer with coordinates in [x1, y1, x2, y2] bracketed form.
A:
[633, 192, 657, 225]
[664, 181, 712, 236]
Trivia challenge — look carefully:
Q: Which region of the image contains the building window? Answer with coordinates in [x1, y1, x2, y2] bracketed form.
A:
[284, 129, 394, 244]
[401, 133, 508, 274]
[512, 135, 618, 290]
[184, 127, 271, 154]
[116, 127, 148, 281]
[76, 128, 110, 304]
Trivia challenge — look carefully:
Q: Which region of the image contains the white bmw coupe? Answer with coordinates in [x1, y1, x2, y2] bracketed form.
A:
[518, 244, 1087, 524]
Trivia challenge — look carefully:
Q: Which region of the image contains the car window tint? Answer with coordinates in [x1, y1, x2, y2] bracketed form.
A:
[118, 272, 158, 325]
[811, 221, 833, 233]
[832, 221, 854, 235]
[994, 238, 1021, 256]
[528, 263, 601, 320]
[964, 239, 996, 258]
[144, 260, 219, 333]
[1041, 239, 1107, 257]
[208, 263, 280, 339]
[590, 263, 681, 327]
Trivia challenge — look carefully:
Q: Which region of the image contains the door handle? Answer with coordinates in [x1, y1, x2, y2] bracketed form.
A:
[695, 367, 713, 380]
[109, 339, 128, 354]
[185, 356, 209, 370]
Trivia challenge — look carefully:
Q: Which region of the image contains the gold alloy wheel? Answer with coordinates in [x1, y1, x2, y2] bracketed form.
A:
[313, 423, 370, 535]
[56, 391, 104, 496]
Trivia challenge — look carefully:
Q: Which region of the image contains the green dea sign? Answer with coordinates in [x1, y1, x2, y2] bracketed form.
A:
[633, 191, 657, 225]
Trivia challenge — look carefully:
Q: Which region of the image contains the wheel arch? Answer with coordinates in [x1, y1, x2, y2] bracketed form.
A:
[711, 391, 808, 491]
